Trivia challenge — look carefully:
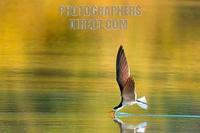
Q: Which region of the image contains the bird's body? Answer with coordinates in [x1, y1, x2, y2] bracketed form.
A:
[113, 45, 148, 112]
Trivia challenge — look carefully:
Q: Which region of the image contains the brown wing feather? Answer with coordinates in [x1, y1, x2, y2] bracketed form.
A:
[122, 77, 136, 102]
[116, 45, 130, 94]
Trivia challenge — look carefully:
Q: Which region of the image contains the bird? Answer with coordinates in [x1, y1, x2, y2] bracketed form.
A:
[113, 45, 148, 112]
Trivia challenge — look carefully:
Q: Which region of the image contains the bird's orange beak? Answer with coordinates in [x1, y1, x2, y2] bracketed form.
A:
[109, 110, 115, 118]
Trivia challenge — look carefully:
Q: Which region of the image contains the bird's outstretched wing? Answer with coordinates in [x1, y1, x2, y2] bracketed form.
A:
[122, 77, 136, 102]
[116, 45, 131, 94]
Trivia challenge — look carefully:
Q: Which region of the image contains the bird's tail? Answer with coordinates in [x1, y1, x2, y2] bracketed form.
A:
[136, 96, 148, 110]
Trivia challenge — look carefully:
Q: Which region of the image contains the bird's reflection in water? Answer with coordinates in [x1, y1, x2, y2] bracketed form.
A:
[114, 117, 147, 133]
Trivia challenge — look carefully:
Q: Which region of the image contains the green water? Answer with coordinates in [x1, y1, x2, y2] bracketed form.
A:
[0, 1, 200, 133]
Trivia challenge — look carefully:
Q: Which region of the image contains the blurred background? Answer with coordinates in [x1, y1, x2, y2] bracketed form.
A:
[0, 0, 200, 133]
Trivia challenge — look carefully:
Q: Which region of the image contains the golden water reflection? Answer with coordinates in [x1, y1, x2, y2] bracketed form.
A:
[0, 0, 200, 133]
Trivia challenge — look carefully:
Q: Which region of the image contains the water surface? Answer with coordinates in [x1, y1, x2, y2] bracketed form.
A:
[0, 1, 200, 133]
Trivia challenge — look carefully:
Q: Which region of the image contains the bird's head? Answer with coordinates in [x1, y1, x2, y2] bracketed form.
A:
[113, 106, 119, 112]
[113, 102, 123, 112]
